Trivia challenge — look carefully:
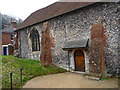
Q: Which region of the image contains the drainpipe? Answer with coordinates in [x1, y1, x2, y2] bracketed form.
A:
[68, 50, 70, 72]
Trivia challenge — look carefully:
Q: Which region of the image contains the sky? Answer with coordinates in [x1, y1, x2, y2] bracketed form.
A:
[0, 0, 58, 20]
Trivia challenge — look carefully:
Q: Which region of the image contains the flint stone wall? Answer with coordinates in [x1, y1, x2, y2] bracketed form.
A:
[18, 2, 119, 76]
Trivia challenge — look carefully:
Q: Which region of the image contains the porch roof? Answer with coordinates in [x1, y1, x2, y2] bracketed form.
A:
[63, 39, 89, 50]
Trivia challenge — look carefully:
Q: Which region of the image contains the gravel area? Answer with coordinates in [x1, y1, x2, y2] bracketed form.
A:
[23, 72, 118, 88]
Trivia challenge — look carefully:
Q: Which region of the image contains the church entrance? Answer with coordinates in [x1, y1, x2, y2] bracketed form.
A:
[74, 50, 85, 72]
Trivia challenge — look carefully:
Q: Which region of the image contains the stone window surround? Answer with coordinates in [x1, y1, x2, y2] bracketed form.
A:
[28, 27, 41, 53]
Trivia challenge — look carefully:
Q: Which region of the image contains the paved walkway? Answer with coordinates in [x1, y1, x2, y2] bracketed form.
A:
[23, 72, 118, 88]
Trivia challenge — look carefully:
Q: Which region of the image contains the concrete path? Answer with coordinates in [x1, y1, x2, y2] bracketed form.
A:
[23, 72, 118, 88]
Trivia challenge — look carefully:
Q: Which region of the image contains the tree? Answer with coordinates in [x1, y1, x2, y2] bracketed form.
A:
[0, 13, 23, 29]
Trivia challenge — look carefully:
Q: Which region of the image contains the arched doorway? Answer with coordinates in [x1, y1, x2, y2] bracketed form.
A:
[74, 50, 85, 72]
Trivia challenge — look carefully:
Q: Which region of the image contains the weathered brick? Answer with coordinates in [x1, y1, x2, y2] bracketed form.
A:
[40, 22, 52, 66]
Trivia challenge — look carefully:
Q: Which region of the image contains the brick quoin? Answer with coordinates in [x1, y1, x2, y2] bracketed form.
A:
[40, 22, 52, 66]
[90, 23, 106, 78]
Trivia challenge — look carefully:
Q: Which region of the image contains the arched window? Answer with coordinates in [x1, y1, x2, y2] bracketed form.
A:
[30, 29, 40, 51]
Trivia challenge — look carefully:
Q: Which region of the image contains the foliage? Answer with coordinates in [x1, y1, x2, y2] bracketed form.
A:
[0, 13, 23, 29]
[1, 55, 66, 88]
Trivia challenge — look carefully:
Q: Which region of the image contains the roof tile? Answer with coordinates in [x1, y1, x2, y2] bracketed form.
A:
[17, 2, 94, 30]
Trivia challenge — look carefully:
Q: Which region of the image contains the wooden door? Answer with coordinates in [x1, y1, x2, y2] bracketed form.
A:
[74, 50, 85, 72]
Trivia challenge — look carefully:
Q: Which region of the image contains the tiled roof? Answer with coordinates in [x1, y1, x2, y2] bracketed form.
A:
[63, 39, 89, 50]
[1, 25, 16, 33]
[17, 2, 94, 30]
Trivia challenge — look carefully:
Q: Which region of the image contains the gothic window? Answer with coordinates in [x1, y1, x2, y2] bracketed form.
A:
[30, 29, 40, 51]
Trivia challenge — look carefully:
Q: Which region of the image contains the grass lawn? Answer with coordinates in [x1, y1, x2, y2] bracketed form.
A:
[1, 55, 67, 88]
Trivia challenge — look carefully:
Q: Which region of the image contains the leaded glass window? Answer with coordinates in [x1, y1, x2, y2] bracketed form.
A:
[30, 29, 40, 51]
